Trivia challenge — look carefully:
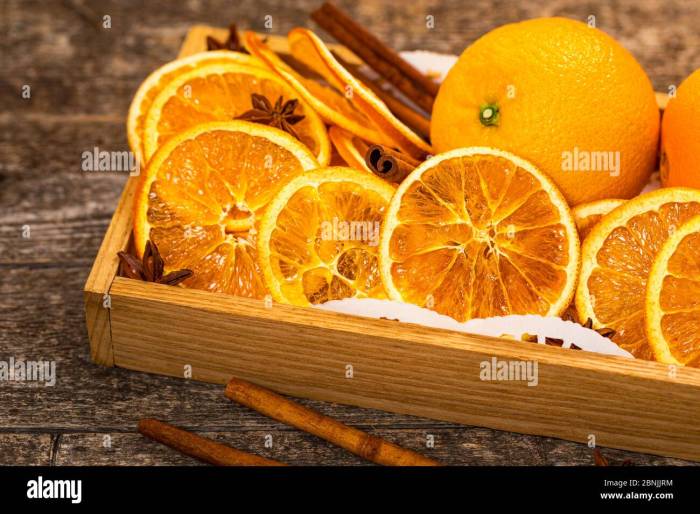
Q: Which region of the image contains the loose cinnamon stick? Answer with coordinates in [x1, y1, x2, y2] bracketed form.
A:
[365, 144, 419, 183]
[138, 418, 285, 466]
[331, 50, 431, 139]
[311, 2, 438, 113]
[225, 377, 440, 466]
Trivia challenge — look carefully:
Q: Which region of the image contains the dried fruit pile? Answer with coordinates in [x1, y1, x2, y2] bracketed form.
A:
[124, 9, 700, 367]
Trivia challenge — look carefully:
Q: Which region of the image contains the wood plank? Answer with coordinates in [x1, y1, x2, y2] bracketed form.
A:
[46, 429, 695, 466]
[0, 115, 126, 177]
[3, 0, 697, 117]
[5, 0, 700, 467]
[0, 117, 128, 268]
[3, 1, 185, 116]
[0, 434, 53, 465]
[108, 278, 700, 461]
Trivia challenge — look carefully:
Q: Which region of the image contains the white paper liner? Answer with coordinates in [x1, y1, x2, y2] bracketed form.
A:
[399, 50, 457, 83]
[315, 298, 632, 358]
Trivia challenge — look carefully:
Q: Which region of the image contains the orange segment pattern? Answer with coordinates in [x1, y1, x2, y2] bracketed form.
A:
[588, 202, 700, 358]
[387, 154, 573, 321]
[267, 180, 388, 304]
[144, 129, 309, 298]
[658, 231, 700, 365]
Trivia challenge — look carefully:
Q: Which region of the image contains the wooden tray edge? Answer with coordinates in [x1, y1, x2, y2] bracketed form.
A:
[83, 175, 141, 366]
[107, 276, 700, 462]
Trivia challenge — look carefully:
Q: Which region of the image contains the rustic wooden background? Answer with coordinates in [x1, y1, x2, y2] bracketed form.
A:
[2, 0, 699, 466]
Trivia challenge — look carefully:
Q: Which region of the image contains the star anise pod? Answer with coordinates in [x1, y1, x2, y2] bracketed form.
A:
[206, 23, 248, 53]
[236, 93, 305, 140]
[582, 317, 616, 339]
[520, 314, 616, 351]
[117, 240, 193, 286]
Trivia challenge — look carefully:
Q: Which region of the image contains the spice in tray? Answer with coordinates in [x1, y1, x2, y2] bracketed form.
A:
[206, 23, 248, 53]
[117, 241, 192, 286]
[235, 93, 306, 140]
[364, 144, 418, 184]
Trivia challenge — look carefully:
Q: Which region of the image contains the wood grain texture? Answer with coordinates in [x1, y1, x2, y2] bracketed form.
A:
[4, 0, 697, 116]
[5, 429, 692, 466]
[138, 418, 286, 465]
[0, 434, 54, 466]
[83, 176, 139, 365]
[3, 0, 700, 466]
[106, 278, 700, 461]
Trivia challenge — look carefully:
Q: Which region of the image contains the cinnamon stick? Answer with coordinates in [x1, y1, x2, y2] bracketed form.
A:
[138, 418, 285, 466]
[365, 144, 419, 183]
[225, 377, 440, 466]
[331, 50, 431, 139]
[311, 2, 438, 113]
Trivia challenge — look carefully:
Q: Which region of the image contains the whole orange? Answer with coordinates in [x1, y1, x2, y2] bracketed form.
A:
[661, 68, 700, 188]
[431, 17, 660, 206]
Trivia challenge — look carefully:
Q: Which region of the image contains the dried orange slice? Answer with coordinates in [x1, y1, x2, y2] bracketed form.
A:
[242, 31, 390, 147]
[257, 167, 395, 305]
[379, 147, 580, 322]
[133, 121, 319, 298]
[143, 62, 329, 165]
[328, 126, 373, 173]
[576, 188, 700, 359]
[287, 28, 432, 160]
[127, 50, 263, 164]
[572, 199, 625, 241]
[645, 215, 700, 366]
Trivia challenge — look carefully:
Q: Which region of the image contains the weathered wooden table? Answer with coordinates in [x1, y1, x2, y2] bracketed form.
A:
[2, 0, 699, 466]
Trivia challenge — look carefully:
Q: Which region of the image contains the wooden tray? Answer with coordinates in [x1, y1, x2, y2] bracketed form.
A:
[84, 25, 700, 462]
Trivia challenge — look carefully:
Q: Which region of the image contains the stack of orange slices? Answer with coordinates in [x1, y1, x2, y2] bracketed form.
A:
[576, 188, 700, 361]
[127, 28, 427, 303]
[646, 215, 700, 366]
[125, 27, 700, 368]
